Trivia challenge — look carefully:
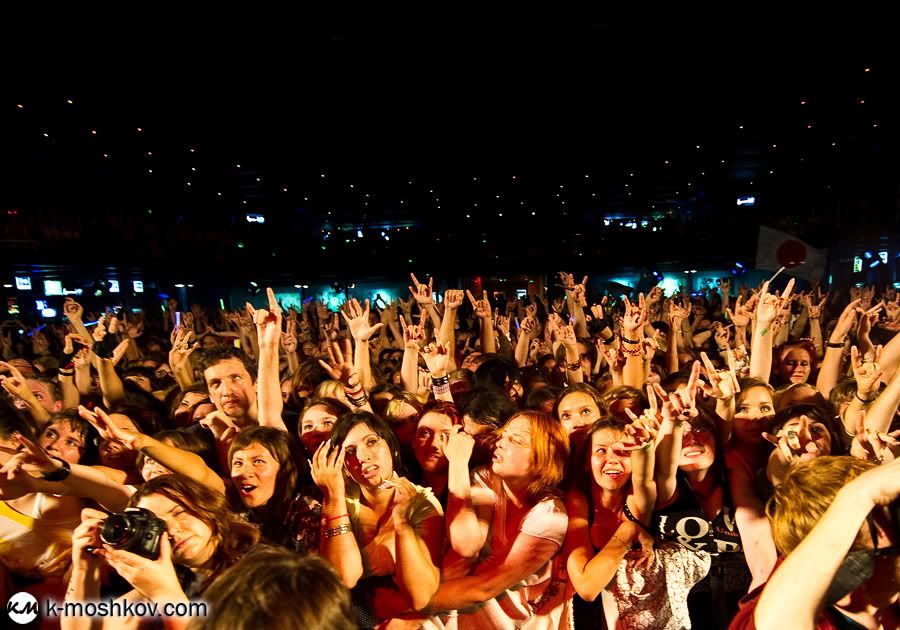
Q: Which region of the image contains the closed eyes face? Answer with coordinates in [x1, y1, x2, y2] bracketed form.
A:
[776, 348, 812, 383]
[491, 417, 533, 481]
[135, 494, 214, 568]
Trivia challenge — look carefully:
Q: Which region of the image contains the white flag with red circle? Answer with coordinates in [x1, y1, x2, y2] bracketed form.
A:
[755, 226, 827, 281]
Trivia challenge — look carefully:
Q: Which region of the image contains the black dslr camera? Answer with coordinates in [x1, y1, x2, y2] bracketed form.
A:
[100, 508, 168, 559]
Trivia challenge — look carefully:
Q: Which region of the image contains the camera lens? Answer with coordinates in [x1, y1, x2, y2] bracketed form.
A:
[101, 514, 135, 547]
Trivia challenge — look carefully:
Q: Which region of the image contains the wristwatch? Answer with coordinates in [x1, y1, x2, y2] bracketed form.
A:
[42, 457, 71, 482]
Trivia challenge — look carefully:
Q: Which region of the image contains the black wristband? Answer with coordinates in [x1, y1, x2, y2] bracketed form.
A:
[431, 375, 450, 387]
[42, 457, 71, 482]
[856, 392, 877, 404]
[621, 337, 641, 345]
[603, 333, 618, 345]
[825, 341, 844, 349]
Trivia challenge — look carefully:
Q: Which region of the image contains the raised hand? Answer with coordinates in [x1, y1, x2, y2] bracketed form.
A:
[341, 298, 383, 342]
[725, 295, 751, 328]
[443, 425, 474, 464]
[0, 435, 65, 478]
[558, 323, 578, 350]
[409, 273, 435, 306]
[400, 312, 427, 349]
[755, 278, 795, 327]
[282, 318, 299, 353]
[419, 340, 451, 377]
[883, 294, 900, 322]
[850, 345, 884, 399]
[247, 288, 282, 350]
[667, 299, 690, 327]
[315, 299, 331, 322]
[621, 391, 661, 451]
[763, 415, 821, 464]
[850, 410, 899, 463]
[444, 289, 464, 311]
[520, 316, 539, 339]
[621, 296, 645, 334]
[80, 406, 142, 449]
[699, 350, 740, 400]
[63, 298, 84, 323]
[713, 323, 732, 351]
[168, 327, 200, 373]
[110, 339, 130, 366]
[387, 476, 419, 529]
[318, 339, 359, 388]
[495, 314, 511, 338]
[311, 439, 346, 499]
[804, 294, 827, 320]
[199, 410, 240, 443]
[466, 290, 491, 320]
[830, 299, 864, 343]
[653, 361, 701, 424]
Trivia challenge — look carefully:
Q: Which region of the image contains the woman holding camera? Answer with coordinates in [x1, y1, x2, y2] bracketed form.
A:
[62, 474, 259, 630]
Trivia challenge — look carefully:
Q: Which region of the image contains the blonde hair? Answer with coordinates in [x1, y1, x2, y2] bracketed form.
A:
[766, 456, 873, 555]
[313, 380, 347, 404]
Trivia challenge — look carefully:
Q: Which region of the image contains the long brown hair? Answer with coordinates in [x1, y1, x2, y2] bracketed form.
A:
[128, 475, 259, 588]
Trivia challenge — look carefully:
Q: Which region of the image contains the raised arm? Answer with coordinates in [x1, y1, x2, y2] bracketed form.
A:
[443, 427, 489, 559]
[388, 477, 442, 610]
[410, 273, 442, 332]
[438, 290, 463, 371]
[620, 295, 647, 389]
[341, 298, 383, 392]
[467, 290, 496, 355]
[311, 442, 364, 588]
[251, 288, 286, 431]
[753, 459, 900, 629]
[815, 299, 862, 399]
[750, 278, 794, 382]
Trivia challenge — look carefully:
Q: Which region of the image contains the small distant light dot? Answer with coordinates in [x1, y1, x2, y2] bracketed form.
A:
[16, 103, 23, 109]
[191, 167, 196, 172]
[531, 211, 535, 215]
[42, 132, 49, 137]
[217, 192, 222, 196]
[832, 142, 837, 146]
[103, 153, 109, 158]
[147, 169, 153, 173]
[136, 127, 142, 132]
[242, 200, 247, 205]
[90, 130, 97, 135]
[859, 99, 865, 104]
[190, 148, 196, 153]
[769, 170, 774, 174]
[721, 160, 726, 164]
[466, 214, 470, 218]
[512, 175, 517, 179]
[864, 67, 871, 72]
[283, 188, 288, 192]
[304, 197, 309, 201]
[873, 123, 879, 128]
[807, 124, 813, 129]
[349, 184, 354, 188]
[146, 151, 152, 157]
[496, 195, 500, 199]
[66, 99, 73, 104]
[498, 213, 503, 217]
[664, 160, 670, 164]
[186, 182, 191, 186]
[236, 164, 241, 168]
[772, 144, 777, 148]
[256, 177, 261, 182]
[800, 100, 807, 105]
[738, 125, 744, 130]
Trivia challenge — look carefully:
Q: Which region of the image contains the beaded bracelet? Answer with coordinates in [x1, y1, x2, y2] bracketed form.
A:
[565, 361, 581, 371]
[323, 523, 353, 538]
[622, 346, 642, 357]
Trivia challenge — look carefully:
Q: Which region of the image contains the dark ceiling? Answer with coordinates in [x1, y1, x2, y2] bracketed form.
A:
[2, 15, 898, 284]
